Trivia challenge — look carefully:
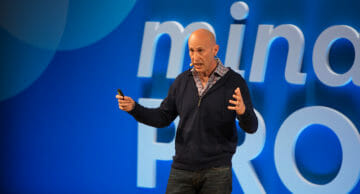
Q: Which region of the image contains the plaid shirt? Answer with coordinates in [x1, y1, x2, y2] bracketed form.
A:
[191, 58, 229, 97]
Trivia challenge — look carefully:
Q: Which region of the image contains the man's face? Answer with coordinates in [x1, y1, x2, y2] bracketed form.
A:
[188, 34, 218, 74]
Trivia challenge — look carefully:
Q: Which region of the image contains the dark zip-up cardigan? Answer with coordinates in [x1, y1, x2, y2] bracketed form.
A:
[129, 68, 258, 171]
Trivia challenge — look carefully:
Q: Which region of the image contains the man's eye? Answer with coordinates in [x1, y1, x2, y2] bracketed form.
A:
[198, 49, 203, 52]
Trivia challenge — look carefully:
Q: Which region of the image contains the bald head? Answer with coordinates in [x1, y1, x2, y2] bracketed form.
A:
[188, 29, 216, 47]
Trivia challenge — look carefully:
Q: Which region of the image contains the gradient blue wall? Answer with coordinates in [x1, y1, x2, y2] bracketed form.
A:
[0, 0, 359, 193]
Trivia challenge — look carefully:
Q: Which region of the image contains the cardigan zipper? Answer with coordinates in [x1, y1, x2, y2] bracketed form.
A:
[198, 95, 203, 107]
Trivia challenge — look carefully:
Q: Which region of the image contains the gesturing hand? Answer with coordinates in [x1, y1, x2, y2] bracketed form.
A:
[116, 95, 135, 112]
[227, 87, 246, 115]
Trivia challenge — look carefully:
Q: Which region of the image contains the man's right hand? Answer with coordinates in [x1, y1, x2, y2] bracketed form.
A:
[116, 95, 135, 112]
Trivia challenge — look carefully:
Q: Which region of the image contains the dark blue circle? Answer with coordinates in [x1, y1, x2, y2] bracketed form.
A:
[295, 124, 342, 185]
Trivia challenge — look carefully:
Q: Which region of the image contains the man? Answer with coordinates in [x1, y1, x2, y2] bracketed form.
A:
[116, 29, 258, 194]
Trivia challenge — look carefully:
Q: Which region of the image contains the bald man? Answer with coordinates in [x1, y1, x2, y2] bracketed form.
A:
[117, 29, 258, 194]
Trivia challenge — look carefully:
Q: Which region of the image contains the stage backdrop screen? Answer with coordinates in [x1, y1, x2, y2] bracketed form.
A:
[0, 0, 359, 193]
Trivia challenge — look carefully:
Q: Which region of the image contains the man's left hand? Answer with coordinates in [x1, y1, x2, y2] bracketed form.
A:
[227, 87, 246, 115]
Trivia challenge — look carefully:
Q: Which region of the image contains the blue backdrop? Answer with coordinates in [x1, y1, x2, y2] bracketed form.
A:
[0, 0, 359, 193]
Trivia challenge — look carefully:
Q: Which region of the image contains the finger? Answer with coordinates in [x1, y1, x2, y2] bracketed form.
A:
[119, 101, 132, 106]
[123, 96, 133, 101]
[234, 87, 243, 99]
[116, 95, 125, 100]
[227, 105, 237, 111]
[118, 99, 126, 103]
[121, 105, 132, 111]
[228, 99, 239, 106]
[118, 99, 127, 104]
[120, 103, 132, 106]
[232, 94, 243, 102]
[121, 99, 133, 105]
[119, 103, 131, 108]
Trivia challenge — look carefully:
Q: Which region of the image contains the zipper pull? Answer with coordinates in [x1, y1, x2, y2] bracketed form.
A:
[198, 96, 202, 107]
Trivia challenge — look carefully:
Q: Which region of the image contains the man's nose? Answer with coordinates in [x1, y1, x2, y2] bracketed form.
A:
[192, 52, 200, 61]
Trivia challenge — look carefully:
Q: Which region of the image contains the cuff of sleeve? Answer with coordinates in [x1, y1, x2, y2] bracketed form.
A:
[236, 107, 251, 121]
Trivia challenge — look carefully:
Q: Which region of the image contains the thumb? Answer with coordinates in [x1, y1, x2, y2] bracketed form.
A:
[235, 87, 240, 94]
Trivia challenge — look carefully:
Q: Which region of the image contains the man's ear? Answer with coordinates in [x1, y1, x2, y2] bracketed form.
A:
[213, 44, 219, 56]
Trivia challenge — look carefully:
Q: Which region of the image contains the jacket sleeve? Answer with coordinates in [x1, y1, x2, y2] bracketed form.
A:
[127, 81, 178, 128]
[236, 78, 258, 134]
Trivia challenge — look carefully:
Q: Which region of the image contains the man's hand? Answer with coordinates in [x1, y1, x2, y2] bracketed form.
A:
[227, 87, 246, 115]
[116, 95, 135, 112]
